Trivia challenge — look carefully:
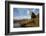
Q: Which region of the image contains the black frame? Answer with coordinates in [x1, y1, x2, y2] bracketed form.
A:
[5, 1, 45, 35]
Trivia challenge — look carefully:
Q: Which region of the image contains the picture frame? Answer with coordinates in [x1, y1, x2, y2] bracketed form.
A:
[5, 1, 45, 35]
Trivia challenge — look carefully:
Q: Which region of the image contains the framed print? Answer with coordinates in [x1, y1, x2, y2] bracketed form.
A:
[5, 1, 45, 35]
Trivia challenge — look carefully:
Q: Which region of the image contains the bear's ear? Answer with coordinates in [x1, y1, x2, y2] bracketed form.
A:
[31, 12, 36, 18]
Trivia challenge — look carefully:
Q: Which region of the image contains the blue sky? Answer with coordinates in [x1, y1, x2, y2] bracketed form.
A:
[13, 8, 39, 17]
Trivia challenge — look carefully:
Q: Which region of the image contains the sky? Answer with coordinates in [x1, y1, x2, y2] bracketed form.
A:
[30, 8, 39, 15]
[13, 8, 39, 17]
[13, 8, 39, 20]
[13, 8, 29, 17]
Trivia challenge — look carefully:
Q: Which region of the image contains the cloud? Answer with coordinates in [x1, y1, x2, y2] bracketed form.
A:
[13, 16, 31, 20]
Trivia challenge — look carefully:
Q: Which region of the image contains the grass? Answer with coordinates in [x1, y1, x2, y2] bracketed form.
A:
[14, 15, 39, 27]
